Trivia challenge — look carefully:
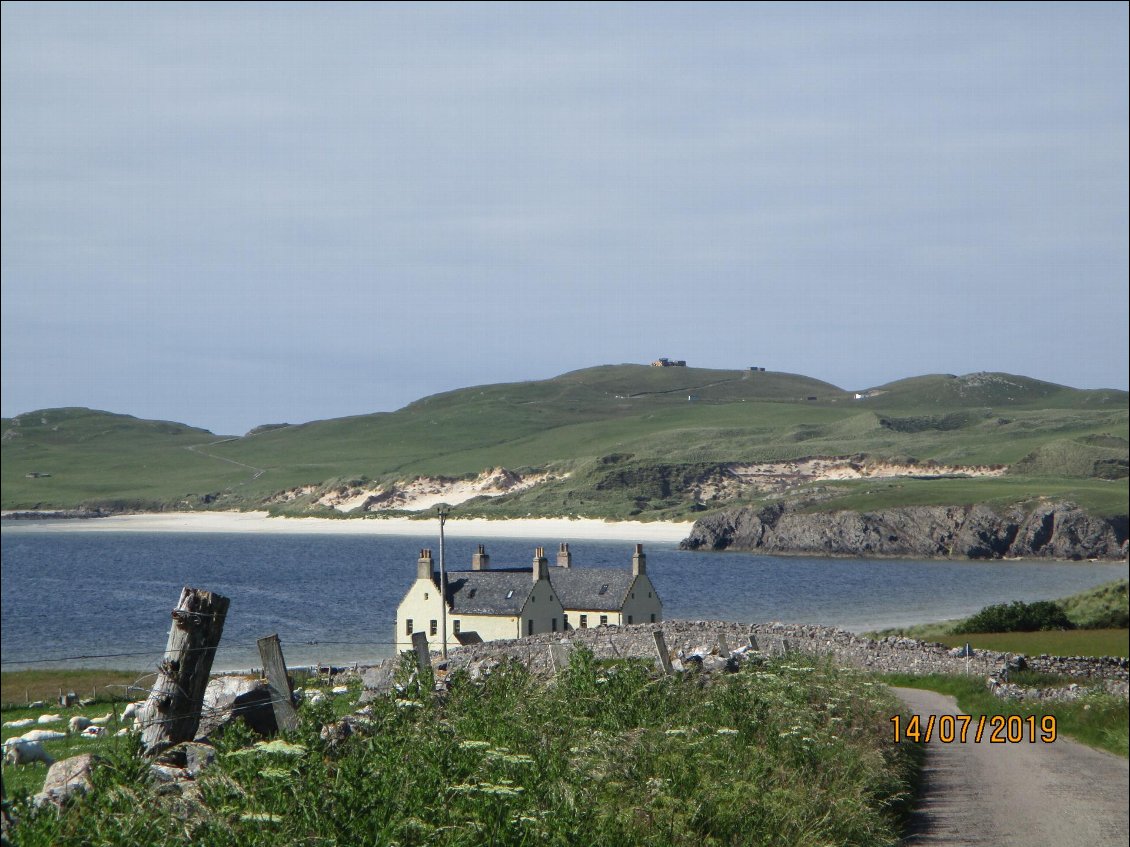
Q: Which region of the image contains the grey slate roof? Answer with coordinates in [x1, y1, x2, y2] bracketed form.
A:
[440, 570, 534, 616]
[548, 569, 635, 612]
[437, 566, 643, 616]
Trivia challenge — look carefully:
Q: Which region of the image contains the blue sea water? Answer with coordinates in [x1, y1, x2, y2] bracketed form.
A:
[1, 529, 1125, 672]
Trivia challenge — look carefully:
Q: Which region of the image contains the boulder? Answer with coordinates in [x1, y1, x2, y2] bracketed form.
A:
[155, 741, 217, 778]
[195, 676, 278, 741]
[34, 754, 96, 807]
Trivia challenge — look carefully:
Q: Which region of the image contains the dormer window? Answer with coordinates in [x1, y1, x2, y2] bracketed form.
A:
[598, 584, 609, 595]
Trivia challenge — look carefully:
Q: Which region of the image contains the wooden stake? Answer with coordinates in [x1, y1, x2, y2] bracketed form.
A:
[257, 634, 299, 733]
[411, 631, 431, 674]
[652, 631, 673, 675]
[717, 634, 731, 659]
[138, 587, 230, 756]
[549, 643, 571, 674]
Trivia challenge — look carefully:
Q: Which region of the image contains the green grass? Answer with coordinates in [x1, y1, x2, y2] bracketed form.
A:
[930, 629, 1128, 658]
[883, 673, 1129, 757]
[3, 365, 1126, 518]
[1, 669, 143, 708]
[1059, 579, 1130, 628]
[868, 581, 1130, 644]
[7, 652, 920, 846]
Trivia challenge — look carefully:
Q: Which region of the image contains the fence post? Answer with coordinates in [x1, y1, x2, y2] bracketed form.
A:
[257, 634, 299, 733]
[550, 643, 571, 674]
[411, 632, 431, 675]
[717, 634, 731, 659]
[652, 631, 673, 675]
[138, 587, 230, 756]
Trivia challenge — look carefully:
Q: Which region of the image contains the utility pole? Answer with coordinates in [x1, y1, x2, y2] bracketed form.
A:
[438, 504, 449, 659]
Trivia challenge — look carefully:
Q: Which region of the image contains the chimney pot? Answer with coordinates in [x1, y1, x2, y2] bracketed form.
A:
[532, 547, 549, 582]
[556, 542, 572, 568]
[632, 544, 646, 576]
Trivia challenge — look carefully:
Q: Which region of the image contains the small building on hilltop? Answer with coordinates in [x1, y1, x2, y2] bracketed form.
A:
[651, 357, 687, 367]
[395, 542, 663, 651]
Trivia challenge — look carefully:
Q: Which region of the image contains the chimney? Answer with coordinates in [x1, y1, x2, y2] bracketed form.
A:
[532, 546, 549, 582]
[471, 543, 491, 571]
[417, 548, 434, 580]
[556, 542, 572, 568]
[631, 543, 646, 576]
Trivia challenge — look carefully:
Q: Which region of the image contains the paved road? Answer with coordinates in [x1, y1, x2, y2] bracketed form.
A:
[893, 687, 1128, 846]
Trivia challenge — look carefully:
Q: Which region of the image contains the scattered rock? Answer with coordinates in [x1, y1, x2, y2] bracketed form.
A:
[195, 676, 278, 740]
[35, 754, 96, 807]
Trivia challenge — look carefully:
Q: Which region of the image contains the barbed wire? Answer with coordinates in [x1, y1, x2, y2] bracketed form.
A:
[0, 638, 404, 668]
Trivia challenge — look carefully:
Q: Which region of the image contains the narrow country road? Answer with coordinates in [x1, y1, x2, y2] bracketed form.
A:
[893, 687, 1129, 846]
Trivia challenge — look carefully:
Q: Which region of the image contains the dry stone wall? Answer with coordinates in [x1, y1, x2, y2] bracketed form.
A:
[357, 619, 1128, 701]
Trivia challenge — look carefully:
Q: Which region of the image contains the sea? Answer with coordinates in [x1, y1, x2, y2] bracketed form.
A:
[2, 528, 1126, 673]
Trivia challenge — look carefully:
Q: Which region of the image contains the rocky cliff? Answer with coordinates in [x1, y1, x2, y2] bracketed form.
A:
[680, 502, 1129, 560]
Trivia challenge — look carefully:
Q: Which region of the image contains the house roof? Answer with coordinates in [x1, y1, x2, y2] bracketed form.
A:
[440, 570, 535, 616]
[436, 566, 641, 616]
[548, 569, 636, 612]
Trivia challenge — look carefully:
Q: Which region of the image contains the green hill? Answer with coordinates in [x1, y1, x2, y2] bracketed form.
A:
[3, 366, 1127, 519]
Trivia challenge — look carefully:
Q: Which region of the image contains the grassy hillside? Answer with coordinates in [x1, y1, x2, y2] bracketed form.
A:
[2, 366, 1126, 519]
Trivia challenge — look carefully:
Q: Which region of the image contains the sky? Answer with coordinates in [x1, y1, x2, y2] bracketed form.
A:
[2, 3, 1127, 435]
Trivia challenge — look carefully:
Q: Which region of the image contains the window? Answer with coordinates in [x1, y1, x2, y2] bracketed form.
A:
[424, 592, 429, 600]
[598, 584, 609, 595]
[430, 620, 437, 636]
[599, 615, 608, 626]
[506, 589, 514, 599]
[563, 614, 569, 629]
[527, 619, 534, 636]
[631, 592, 635, 599]
[579, 614, 588, 629]
[627, 615, 633, 625]
[650, 614, 656, 623]
[552, 618, 557, 632]
[405, 619, 413, 636]
[453, 620, 461, 634]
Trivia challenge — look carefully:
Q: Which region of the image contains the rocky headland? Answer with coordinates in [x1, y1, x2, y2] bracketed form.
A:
[680, 501, 1129, 561]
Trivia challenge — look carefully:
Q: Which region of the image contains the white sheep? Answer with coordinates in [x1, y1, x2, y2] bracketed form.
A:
[69, 715, 94, 734]
[305, 690, 327, 705]
[15, 729, 67, 744]
[80, 726, 106, 738]
[36, 713, 63, 725]
[90, 712, 114, 726]
[121, 701, 145, 723]
[4, 739, 55, 767]
[331, 685, 349, 695]
[2, 718, 35, 729]
[114, 727, 131, 737]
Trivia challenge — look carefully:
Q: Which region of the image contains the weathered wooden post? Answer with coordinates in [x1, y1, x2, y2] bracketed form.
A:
[257, 634, 299, 733]
[652, 631, 673, 675]
[748, 634, 759, 652]
[138, 587, 230, 756]
[411, 632, 431, 674]
[717, 634, 731, 659]
[549, 643, 571, 674]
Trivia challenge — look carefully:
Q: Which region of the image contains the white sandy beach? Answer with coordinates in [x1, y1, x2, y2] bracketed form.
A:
[0, 511, 695, 544]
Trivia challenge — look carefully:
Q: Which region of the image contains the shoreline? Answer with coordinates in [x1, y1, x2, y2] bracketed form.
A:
[0, 510, 695, 544]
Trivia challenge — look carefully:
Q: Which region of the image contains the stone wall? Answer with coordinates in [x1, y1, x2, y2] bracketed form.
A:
[359, 619, 1128, 700]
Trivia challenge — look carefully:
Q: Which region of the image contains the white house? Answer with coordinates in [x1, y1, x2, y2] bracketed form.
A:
[394, 543, 663, 651]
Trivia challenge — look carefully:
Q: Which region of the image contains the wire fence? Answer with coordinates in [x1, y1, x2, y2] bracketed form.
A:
[0, 639, 403, 668]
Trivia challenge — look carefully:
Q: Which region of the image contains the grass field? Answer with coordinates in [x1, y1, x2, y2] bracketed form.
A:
[882, 673, 1128, 757]
[1, 669, 142, 708]
[3, 365, 1126, 519]
[5, 653, 920, 847]
[931, 629, 1128, 658]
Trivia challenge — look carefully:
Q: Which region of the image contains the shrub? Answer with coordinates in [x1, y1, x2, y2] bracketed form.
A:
[951, 600, 1076, 634]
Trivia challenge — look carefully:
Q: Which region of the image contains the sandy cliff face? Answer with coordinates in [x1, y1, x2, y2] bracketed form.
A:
[680, 501, 1128, 560]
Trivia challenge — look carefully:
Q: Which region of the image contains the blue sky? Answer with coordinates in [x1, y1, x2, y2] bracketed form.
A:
[2, 3, 1127, 435]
